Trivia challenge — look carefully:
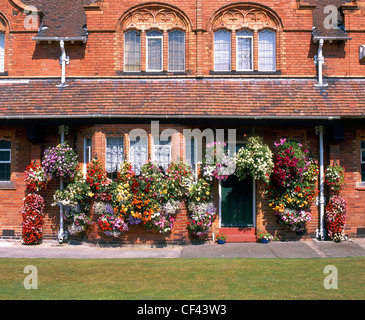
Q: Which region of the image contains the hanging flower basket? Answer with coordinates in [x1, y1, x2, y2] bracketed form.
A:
[325, 163, 346, 193]
[202, 141, 235, 182]
[325, 195, 347, 242]
[24, 163, 48, 193]
[235, 136, 273, 183]
[42, 142, 78, 182]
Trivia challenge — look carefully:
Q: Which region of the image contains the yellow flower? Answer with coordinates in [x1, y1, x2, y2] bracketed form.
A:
[88, 192, 94, 197]
[206, 191, 210, 195]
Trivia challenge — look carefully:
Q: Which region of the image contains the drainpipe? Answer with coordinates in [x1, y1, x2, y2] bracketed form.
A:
[57, 125, 68, 244]
[59, 40, 69, 86]
[314, 39, 327, 87]
[316, 125, 326, 240]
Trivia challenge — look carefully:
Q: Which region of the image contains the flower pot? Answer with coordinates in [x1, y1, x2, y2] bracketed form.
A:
[217, 239, 226, 244]
[260, 238, 269, 243]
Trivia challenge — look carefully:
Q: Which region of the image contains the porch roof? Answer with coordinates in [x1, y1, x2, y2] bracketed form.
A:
[0, 78, 365, 120]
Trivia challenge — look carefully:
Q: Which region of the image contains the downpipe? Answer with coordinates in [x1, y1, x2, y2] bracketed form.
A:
[314, 39, 327, 87]
[316, 126, 326, 240]
[59, 40, 69, 86]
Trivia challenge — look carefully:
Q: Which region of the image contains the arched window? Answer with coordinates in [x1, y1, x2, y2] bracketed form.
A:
[124, 30, 141, 72]
[214, 30, 231, 71]
[146, 30, 163, 72]
[168, 30, 185, 72]
[236, 30, 253, 71]
[121, 5, 190, 73]
[258, 29, 276, 71]
[0, 32, 4, 73]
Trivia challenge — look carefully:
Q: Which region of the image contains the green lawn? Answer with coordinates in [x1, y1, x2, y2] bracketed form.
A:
[0, 257, 364, 300]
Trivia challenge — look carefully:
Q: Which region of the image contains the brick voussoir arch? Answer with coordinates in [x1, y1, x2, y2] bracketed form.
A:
[208, 2, 284, 32]
[118, 2, 193, 32]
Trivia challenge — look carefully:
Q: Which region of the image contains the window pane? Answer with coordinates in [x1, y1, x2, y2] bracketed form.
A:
[258, 30, 276, 71]
[148, 39, 162, 70]
[0, 140, 10, 149]
[214, 30, 231, 71]
[84, 138, 92, 164]
[0, 163, 10, 181]
[185, 137, 197, 176]
[362, 163, 365, 181]
[237, 34, 252, 70]
[129, 136, 148, 175]
[0, 33, 4, 73]
[106, 137, 124, 175]
[154, 137, 172, 170]
[362, 150, 365, 163]
[0, 151, 10, 162]
[124, 31, 141, 72]
[168, 30, 185, 72]
[361, 141, 365, 149]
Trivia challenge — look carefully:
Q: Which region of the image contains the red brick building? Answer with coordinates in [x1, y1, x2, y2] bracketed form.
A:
[0, 0, 364, 244]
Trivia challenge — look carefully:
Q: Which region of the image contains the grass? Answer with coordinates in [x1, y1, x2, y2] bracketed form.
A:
[0, 257, 364, 300]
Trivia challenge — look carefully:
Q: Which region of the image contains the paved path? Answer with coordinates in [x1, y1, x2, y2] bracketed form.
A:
[1, 238, 365, 259]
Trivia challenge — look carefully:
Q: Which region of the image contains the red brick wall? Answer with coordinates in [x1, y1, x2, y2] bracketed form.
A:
[0, 0, 364, 77]
[2, 123, 364, 243]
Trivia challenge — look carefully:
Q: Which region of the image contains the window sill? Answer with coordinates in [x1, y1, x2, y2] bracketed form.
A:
[355, 182, 365, 191]
[0, 182, 16, 190]
[210, 70, 281, 76]
[116, 71, 189, 76]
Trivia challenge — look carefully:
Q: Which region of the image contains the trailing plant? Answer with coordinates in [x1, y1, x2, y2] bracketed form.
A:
[42, 142, 78, 182]
[24, 163, 48, 193]
[235, 136, 273, 183]
[64, 205, 93, 237]
[187, 202, 217, 237]
[22, 193, 45, 245]
[188, 178, 212, 203]
[325, 195, 347, 242]
[98, 214, 129, 238]
[202, 141, 235, 181]
[266, 138, 317, 232]
[325, 163, 346, 193]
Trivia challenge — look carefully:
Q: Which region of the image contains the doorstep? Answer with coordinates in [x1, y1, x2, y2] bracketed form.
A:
[218, 227, 256, 242]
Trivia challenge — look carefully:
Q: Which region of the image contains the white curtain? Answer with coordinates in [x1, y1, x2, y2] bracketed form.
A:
[236, 30, 252, 71]
[258, 30, 276, 71]
[129, 136, 148, 175]
[106, 137, 124, 173]
[214, 30, 231, 71]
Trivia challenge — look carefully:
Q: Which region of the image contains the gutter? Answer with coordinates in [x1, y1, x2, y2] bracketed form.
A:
[0, 114, 342, 120]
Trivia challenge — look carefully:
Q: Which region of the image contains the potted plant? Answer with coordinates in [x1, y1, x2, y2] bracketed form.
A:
[257, 231, 274, 243]
[216, 233, 227, 244]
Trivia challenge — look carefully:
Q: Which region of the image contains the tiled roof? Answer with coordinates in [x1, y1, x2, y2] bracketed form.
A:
[311, 0, 351, 41]
[28, 0, 94, 40]
[0, 78, 364, 119]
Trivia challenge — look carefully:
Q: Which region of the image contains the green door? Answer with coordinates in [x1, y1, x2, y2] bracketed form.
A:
[221, 173, 254, 227]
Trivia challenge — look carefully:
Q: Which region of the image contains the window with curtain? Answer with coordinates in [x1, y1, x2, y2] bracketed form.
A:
[168, 30, 185, 72]
[124, 30, 141, 72]
[0, 140, 11, 181]
[214, 30, 231, 71]
[258, 29, 276, 71]
[106, 137, 124, 179]
[185, 136, 198, 179]
[153, 136, 172, 170]
[236, 30, 253, 71]
[129, 135, 148, 175]
[0, 33, 4, 73]
[147, 30, 163, 71]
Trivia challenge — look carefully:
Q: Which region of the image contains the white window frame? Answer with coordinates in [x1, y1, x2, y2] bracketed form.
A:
[0, 140, 11, 182]
[258, 29, 276, 72]
[146, 30, 163, 72]
[361, 141, 365, 182]
[168, 30, 185, 72]
[129, 135, 148, 175]
[83, 138, 92, 176]
[236, 30, 253, 71]
[124, 30, 141, 72]
[105, 137, 124, 177]
[214, 29, 231, 72]
[152, 136, 172, 170]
